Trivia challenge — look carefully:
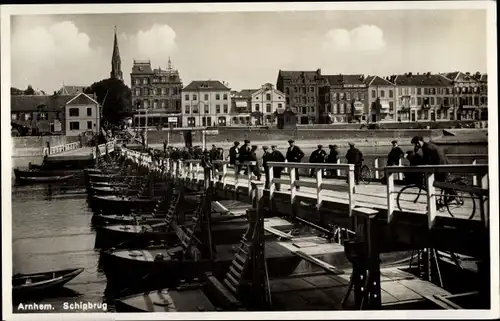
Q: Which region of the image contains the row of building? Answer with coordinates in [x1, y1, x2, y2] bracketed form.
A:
[10, 28, 489, 137]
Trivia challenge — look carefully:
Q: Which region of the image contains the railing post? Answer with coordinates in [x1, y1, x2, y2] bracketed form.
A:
[316, 165, 323, 210]
[283, 159, 289, 175]
[222, 163, 227, 189]
[472, 159, 478, 185]
[234, 162, 240, 190]
[188, 162, 194, 182]
[247, 161, 253, 196]
[336, 158, 341, 177]
[289, 165, 296, 204]
[426, 171, 437, 229]
[269, 166, 275, 211]
[347, 164, 355, 217]
[195, 163, 201, 182]
[178, 160, 184, 179]
[397, 158, 404, 181]
[386, 168, 395, 222]
[480, 172, 489, 228]
[374, 158, 380, 179]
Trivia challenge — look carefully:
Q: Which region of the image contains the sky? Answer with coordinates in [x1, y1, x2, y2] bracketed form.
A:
[9, 8, 489, 93]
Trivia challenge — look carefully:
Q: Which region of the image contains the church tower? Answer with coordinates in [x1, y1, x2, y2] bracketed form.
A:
[110, 26, 123, 81]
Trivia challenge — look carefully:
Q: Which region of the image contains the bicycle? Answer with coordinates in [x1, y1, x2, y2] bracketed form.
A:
[359, 160, 372, 185]
[396, 176, 476, 219]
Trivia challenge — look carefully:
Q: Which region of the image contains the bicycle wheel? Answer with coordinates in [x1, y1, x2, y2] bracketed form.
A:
[397, 185, 426, 212]
[442, 182, 477, 220]
[360, 165, 372, 185]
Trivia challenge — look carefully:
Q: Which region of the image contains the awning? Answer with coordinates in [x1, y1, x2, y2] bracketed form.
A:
[236, 101, 248, 108]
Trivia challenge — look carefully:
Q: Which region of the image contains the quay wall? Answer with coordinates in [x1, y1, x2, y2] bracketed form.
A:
[11, 135, 80, 156]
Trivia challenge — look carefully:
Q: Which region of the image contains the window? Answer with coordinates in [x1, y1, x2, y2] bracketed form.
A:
[185, 106, 190, 114]
[216, 94, 220, 100]
[411, 87, 415, 95]
[278, 103, 283, 108]
[185, 94, 189, 100]
[162, 88, 167, 95]
[223, 104, 228, 113]
[255, 104, 259, 112]
[371, 90, 376, 98]
[340, 103, 345, 114]
[143, 100, 149, 108]
[266, 93, 271, 101]
[87, 108, 92, 116]
[37, 112, 47, 120]
[70, 121, 80, 130]
[204, 94, 209, 100]
[223, 94, 228, 100]
[204, 105, 209, 114]
[294, 87, 298, 92]
[311, 106, 315, 113]
[25, 113, 31, 121]
[411, 97, 415, 105]
[266, 103, 271, 113]
[332, 104, 337, 114]
[430, 97, 435, 105]
[143, 79, 148, 85]
[11, 113, 17, 121]
[389, 90, 393, 98]
[417, 97, 422, 105]
[398, 88, 402, 95]
[153, 101, 158, 109]
[144, 88, 149, 96]
[135, 79, 140, 85]
[437, 97, 442, 105]
[87, 121, 93, 129]
[69, 108, 79, 117]
[389, 102, 394, 111]
[346, 93, 351, 100]
[135, 89, 140, 96]
[302, 107, 307, 114]
[193, 94, 197, 101]
[380, 90, 385, 98]
[340, 92, 344, 99]
[207, 117, 212, 126]
[202, 117, 206, 127]
[302, 87, 306, 94]
[417, 88, 421, 95]
[360, 93, 365, 100]
[192, 106, 199, 113]
[310, 86, 314, 92]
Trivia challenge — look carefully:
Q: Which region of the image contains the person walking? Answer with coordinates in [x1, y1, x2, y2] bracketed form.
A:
[345, 142, 363, 185]
[308, 144, 327, 177]
[326, 144, 339, 178]
[248, 145, 261, 180]
[238, 139, 251, 175]
[270, 145, 285, 191]
[262, 146, 273, 188]
[382, 140, 405, 184]
[286, 139, 305, 190]
[229, 141, 240, 168]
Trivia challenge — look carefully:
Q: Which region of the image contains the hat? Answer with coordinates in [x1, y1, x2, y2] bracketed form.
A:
[271, 145, 277, 148]
[348, 142, 355, 146]
[263, 146, 269, 150]
[391, 140, 398, 144]
[251, 145, 258, 149]
[288, 139, 295, 143]
[234, 141, 240, 145]
[244, 139, 250, 144]
[411, 136, 424, 144]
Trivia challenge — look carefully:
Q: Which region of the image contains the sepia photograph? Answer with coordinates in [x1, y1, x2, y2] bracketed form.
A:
[1, 1, 498, 320]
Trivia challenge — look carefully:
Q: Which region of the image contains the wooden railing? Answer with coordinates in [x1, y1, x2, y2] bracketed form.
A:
[94, 140, 117, 158]
[43, 141, 82, 156]
[385, 164, 489, 229]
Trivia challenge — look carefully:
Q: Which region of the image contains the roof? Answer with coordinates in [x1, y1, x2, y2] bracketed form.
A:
[232, 89, 258, 99]
[393, 73, 453, 86]
[131, 61, 154, 74]
[11, 95, 75, 112]
[183, 80, 230, 91]
[278, 69, 322, 81]
[324, 74, 366, 86]
[66, 92, 100, 106]
[441, 72, 460, 81]
[365, 75, 394, 86]
[252, 86, 286, 98]
[58, 85, 87, 95]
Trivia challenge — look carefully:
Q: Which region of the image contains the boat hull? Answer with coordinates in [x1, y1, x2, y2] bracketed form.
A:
[12, 268, 84, 299]
[89, 195, 160, 214]
[91, 214, 166, 226]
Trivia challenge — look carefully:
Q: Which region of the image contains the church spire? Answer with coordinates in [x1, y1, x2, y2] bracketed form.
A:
[110, 26, 123, 81]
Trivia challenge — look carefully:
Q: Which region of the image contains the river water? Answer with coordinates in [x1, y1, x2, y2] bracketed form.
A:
[9, 143, 488, 313]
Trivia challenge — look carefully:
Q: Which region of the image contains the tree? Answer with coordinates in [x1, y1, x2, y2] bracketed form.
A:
[84, 78, 132, 127]
[24, 85, 35, 95]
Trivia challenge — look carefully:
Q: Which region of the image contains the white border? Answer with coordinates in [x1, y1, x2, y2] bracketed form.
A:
[1, 2, 498, 320]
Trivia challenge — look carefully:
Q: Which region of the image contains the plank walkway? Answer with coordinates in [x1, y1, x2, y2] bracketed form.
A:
[186, 173, 478, 220]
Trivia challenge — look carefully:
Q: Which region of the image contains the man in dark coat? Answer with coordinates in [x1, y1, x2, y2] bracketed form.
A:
[214, 147, 224, 181]
[262, 146, 272, 189]
[387, 140, 405, 166]
[286, 139, 305, 189]
[248, 145, 261, 180]
[229, 141, 240, 166]
[308, 144, 327, 177]
[404, 150, 424, 185]
[326, 144, 339, 178]
[209, 144, 218, 160]
[238, 139, 251, 175]
[411, 136, 449, 182]
[345, 142, 363, 185]
[270, 145, 285, 191]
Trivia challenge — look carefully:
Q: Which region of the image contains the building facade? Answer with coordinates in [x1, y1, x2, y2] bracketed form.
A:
[130, 58, 183, 128]
[365, 76, 396, 123]
[230, 89, 254, 126]
[320, 74, 368, 124]
[11, 94, 75, 135]
[276, 69, 326, 124]
[65, 93, 101, 136]
[250, 83, 286, 125]
[393, 73, 454, 122]
[181, 80, 232, 127]
[442, 72, 487, 120]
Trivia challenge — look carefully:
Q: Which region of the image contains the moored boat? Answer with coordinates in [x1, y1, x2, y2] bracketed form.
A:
[12, 268, 84, 299]
[89, 195, 162, 214]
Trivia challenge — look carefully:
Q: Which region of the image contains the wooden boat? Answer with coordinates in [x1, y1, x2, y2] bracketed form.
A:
[94, 217, 293, 250]
[14, 167, 79, 179]
[12, 268, 84, 298]
[16, 174, 76, 184]
[88, 186, 141, 196]
[89, 195, 162, 214]
[101, 236, 347, 294]
[42, 155, 96, 170]
[87, 173, 141, 183]
[91, 213, 167, 226]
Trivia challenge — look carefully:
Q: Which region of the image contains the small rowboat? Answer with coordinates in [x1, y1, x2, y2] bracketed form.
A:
[12, 268, 84, 298]
[17, 174, 75, 184]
